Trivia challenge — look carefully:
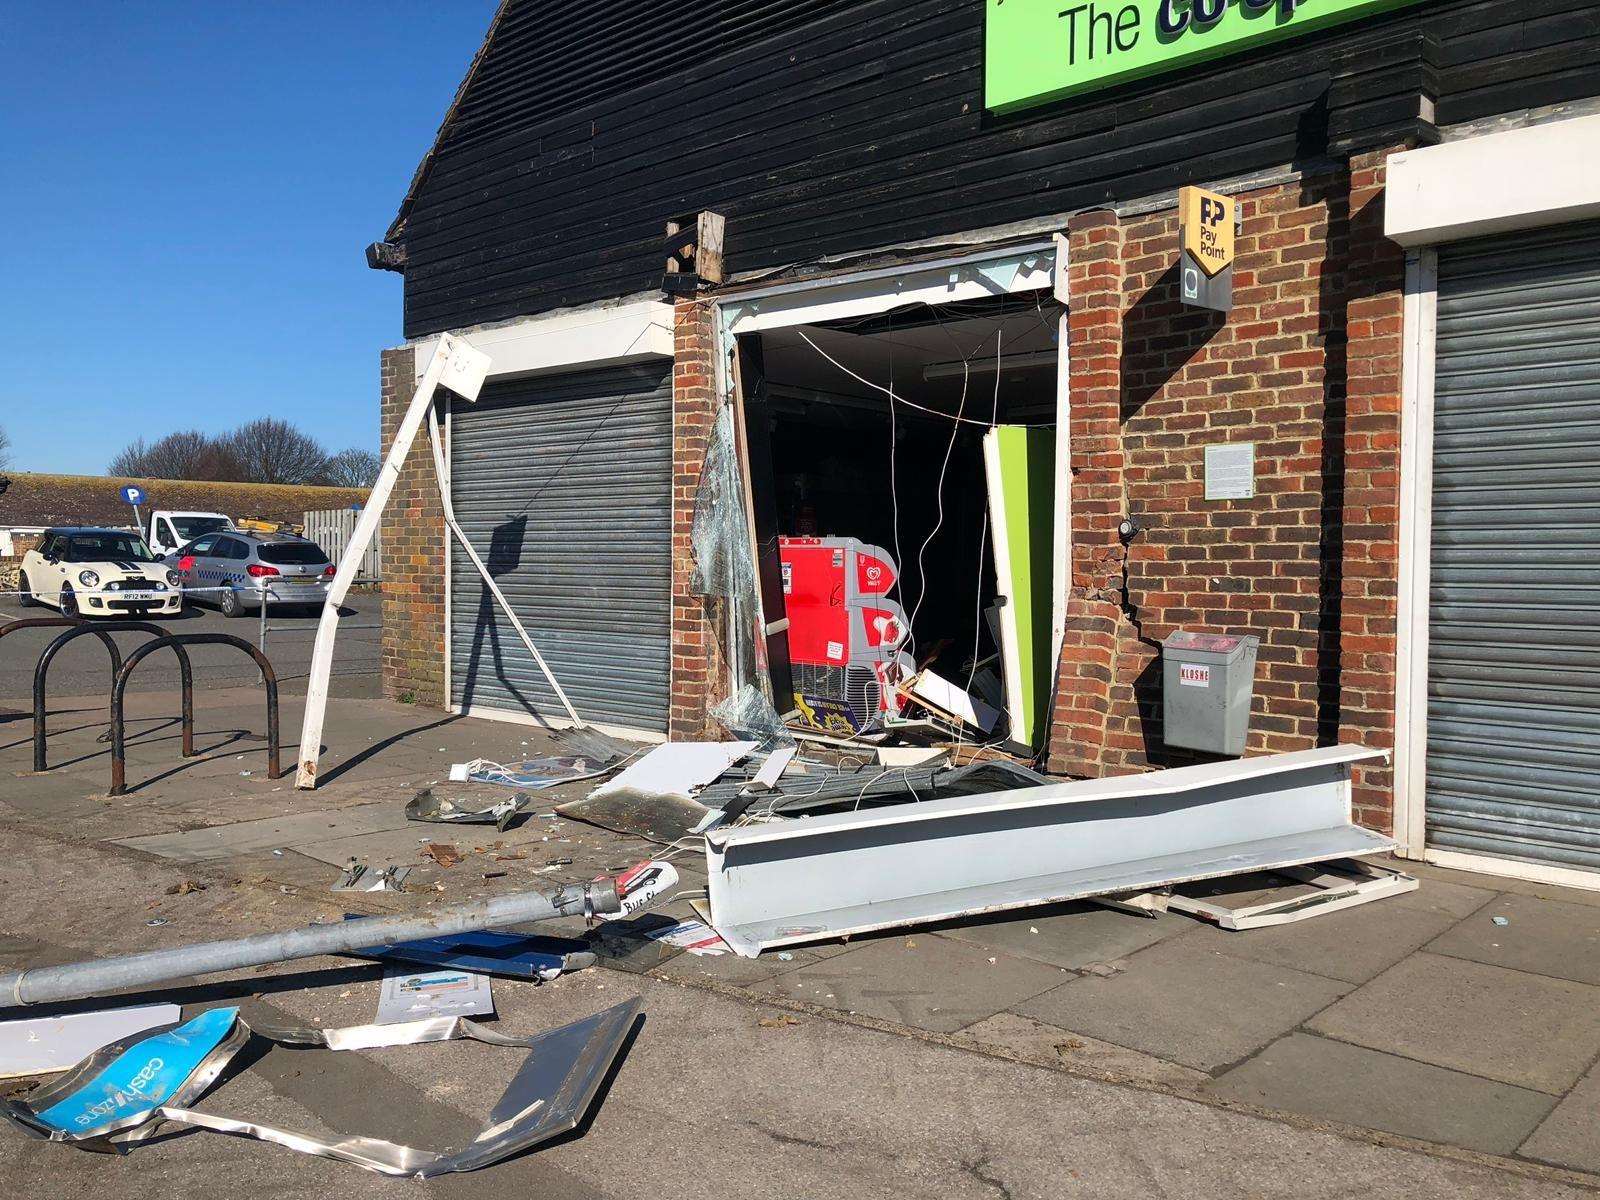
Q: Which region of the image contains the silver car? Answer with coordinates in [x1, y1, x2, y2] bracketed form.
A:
[166, 531, 334, 617]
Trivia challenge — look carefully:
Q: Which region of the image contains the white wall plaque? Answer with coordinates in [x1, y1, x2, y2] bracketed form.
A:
[1204, 443, 1255, 501]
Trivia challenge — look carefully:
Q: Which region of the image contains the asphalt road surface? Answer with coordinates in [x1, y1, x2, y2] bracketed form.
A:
[0, 590, 382, 702]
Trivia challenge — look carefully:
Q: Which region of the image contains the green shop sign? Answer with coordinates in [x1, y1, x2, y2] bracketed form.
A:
[985, 0, 1423, 113]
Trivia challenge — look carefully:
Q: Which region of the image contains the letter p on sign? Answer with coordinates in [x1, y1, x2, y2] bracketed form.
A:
[1180, 185, 1236, 278]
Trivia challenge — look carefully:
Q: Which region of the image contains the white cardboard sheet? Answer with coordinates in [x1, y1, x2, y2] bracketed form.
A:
[0, 1003, 181, 1078]
[588, 742, 758, 804]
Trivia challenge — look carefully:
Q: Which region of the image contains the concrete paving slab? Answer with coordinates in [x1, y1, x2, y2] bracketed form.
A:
[1364, 866, 1499, 920]
[1181, 886, 1475, 984]
[1425, 892, 1600, 986]
[750, 933, 1069, 1033]
[939, 900, 1189, 970]
[652, 940, 830, 985]
[1015, 938, 1351, 1071]
[1520, 1058, 1600, 1174]
[956, 1012, 1210, 1087]
[114, 801, 411, 861]
[1207, 1032, 1556, 1154]
[1403, 858, 1600, 909]
[1309, 952, 1600, 1094]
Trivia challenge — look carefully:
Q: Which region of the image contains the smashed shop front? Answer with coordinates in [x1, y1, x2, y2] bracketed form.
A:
[375, 0, 1600, 885]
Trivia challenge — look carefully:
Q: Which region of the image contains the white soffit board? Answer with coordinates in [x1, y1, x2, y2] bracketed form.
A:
[1386, 114, 1600, 247]
[705, 744, 1391, 956]
[410, 299, 674, 382]
[722, 245, 1055, 335]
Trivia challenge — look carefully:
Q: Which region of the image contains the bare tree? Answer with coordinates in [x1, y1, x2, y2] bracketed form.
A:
[321, 447, 381, 489]
[109, 431, 236, 480]
[108, 437, 155, 478]
[0, 425, 11, 471]
[226, 418, 330, 485]
[109, 430, 241, 481]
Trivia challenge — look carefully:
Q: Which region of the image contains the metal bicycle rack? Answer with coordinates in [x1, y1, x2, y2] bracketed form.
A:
[109, 633, 279, 796]
[24, 620, 189, 771]
[0, 617, 103, 727]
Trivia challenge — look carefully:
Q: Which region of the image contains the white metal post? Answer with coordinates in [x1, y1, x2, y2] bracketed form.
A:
[294, 334, 491, 789]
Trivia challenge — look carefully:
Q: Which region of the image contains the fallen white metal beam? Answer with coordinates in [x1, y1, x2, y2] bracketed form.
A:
[295, 334, 491, 789]
[704, 745, 1393, 957]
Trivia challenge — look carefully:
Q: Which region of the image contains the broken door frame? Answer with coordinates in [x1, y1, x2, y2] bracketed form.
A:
[712, 241, 1073, 729]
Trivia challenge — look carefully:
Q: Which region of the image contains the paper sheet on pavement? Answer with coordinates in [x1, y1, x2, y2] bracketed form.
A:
[376, 968, 494, 1024]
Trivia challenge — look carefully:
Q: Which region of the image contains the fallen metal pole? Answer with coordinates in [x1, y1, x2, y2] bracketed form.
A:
[0, 880, 619, 1009]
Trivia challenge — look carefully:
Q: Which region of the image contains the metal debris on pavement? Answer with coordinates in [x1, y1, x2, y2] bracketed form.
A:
[341, 921, 596, 981]
[332, 860, 411, 893]
[407, 787, 529, 832]
[448, 753, 625, 790]
[0, 999, 643, 1179]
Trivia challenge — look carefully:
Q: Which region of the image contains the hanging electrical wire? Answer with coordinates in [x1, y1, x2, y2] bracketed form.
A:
[954, 329, 1006, 762]
[796, 330, 1054, 429]
[906, 353, 970, 638]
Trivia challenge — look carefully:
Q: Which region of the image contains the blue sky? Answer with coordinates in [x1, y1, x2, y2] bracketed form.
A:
[0, 1, 496, 475]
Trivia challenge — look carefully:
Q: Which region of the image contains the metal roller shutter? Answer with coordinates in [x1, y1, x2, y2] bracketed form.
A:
[1427, 221, 1600, 872]
[449, 362, 673, 735]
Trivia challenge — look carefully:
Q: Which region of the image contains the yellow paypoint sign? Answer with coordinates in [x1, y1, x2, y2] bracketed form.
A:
[1179, 185, 1235, 312]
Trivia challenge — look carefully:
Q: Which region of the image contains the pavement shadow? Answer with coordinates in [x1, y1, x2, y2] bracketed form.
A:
[310, 712, 465, 789]
[3, 962, 390, 1023]
[111, 728, 271, 793]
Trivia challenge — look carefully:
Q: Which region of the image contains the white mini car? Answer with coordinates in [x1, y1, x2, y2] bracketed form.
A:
[18, 527, 184, 619]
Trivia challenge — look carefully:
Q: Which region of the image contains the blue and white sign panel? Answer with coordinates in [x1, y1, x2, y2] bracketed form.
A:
[120, 486, 145, 506]
[32, 1007, 236, 1137]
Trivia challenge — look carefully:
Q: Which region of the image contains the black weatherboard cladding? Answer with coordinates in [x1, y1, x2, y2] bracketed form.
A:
[397, 0, 1600, 338]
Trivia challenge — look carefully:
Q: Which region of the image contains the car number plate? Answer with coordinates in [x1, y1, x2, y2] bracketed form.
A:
[283, 577, 321, 585]
[120, 591, 158, 601]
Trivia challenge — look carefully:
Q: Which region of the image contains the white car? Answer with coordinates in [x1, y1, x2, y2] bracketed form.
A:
[18, 527, 184, 619]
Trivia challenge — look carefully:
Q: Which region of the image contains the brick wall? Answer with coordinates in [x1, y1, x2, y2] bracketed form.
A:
[0, 533, 44, 593]
[377, 345, 448, 705]
[1337, 149, 1407, 826]
[1046, 155, 1408, 830]
[670, 299, 722, 739]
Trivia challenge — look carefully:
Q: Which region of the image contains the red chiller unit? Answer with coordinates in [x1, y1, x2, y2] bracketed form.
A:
[779, 536, 912, 732]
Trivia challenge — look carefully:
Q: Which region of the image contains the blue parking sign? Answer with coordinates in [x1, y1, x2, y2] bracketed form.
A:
[120, 486, 145, 505]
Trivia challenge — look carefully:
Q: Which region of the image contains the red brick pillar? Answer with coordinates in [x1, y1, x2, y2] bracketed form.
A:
[1047, 210, 1130, 776]
[1337, 149, 1407, 829]
[378, 345, 448, 706]
[670, 299, 719, 739]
